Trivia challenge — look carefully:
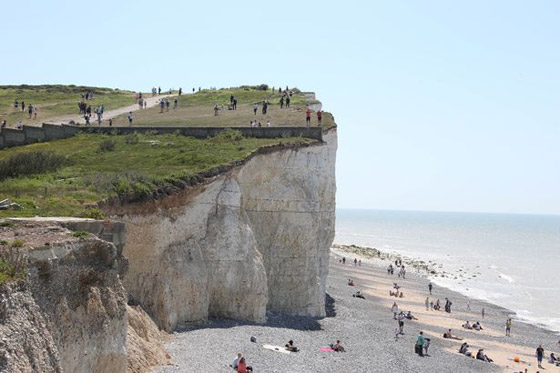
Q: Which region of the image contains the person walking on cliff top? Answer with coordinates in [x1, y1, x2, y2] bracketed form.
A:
[306, 108, 312, 127]
[317, 110, 322, 125]
[127, 111, 133, 126]
[253, 104, 258, 115]
[179, 87, 182, 96]
[233, 98, 237, 110]
[286, 95, 291, 108]
[280, 96, 284, 108]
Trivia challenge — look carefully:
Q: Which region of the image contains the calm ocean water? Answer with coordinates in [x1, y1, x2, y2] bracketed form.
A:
[335, 208, 560, 332]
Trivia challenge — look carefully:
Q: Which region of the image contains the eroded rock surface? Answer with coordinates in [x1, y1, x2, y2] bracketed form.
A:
[120, 129, 337, 331]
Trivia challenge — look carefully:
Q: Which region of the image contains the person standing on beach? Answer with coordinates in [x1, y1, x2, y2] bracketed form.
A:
[425, 297, 430, 311]
[415, 331, 425, 356]
[505, 318, 512, 336]
[536, 345, 544, 368]
[482, 308, 485, 319]
[392, 302, 399, 319]
[397, 312, 405, 334]
[428, 282, 433, 294]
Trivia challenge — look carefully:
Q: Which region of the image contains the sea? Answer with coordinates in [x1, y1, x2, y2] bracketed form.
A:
[335, 208, 560, 333]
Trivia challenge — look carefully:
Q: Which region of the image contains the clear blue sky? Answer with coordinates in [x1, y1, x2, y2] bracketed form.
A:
[2, 1, 559, 215]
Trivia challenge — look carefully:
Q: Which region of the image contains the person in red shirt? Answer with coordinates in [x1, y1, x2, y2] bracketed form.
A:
[317, 110, 322, 125]
[306, 109, 312, 127]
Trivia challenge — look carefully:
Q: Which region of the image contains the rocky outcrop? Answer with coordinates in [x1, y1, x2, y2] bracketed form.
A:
[0, 220, 128, 373]
[116, 129, 337, 331]
[126, 304, 171, 372]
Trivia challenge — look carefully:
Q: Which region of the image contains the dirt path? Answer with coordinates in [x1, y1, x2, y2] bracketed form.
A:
[50, 94, 177, 125]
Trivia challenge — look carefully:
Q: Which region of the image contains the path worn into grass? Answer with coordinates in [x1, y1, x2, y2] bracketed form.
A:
[50, 93, 178, 125]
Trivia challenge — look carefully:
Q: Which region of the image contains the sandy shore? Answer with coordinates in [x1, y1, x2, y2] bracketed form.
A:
[156, 247, 560, 373]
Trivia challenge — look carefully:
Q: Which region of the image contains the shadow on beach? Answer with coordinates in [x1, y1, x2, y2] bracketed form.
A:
[173, 293, 337, 334]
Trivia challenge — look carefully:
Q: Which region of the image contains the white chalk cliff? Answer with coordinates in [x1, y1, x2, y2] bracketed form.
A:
[119, 129, 337, 331]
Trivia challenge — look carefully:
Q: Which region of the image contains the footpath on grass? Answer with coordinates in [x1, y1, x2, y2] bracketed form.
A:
[50, 94, 177, 125]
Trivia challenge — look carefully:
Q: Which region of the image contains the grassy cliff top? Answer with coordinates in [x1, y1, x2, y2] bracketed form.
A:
[0, 131, 315, 218]
[0, 84, 135, 127]
[107, 86, 334, 128]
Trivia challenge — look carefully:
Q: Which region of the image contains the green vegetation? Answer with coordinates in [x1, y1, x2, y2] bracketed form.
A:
[0, 84, 135, 126]
[10, 239, 24, 248]
[110, 87, 335, 128]
[72, 230, 89, 238]
[0, 151, 67, 180]
[0, 244, 26, 285]
[0, 131, 315, 218]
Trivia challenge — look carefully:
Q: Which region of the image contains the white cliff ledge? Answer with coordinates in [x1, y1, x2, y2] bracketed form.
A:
[116, 129, 337, 331]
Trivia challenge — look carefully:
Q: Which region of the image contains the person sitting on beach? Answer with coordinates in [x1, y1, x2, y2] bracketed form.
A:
[353, 291, 365, 299]
[459, 342, 472, 357]
[434, 299, 441, 311]
[399, 292, 404, 298]
[443, 329, 463, 340]
[285, 340, 299, 352]
[462, 321, 472, 329]
[473, 321, 483, 331]
[406, 311, 418, 320]
[393, 283, 400, 290]
[476, 349, 493, 363]
[236, 357, 253, 372]
[331, 340, 345, 352]
[549, 352, 558, 364]
[348, 279, 355, 286]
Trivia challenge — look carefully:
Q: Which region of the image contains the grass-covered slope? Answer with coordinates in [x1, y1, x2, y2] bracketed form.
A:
[0, 131, 315, 218]
[110, 87, 335, 128]
[0, 85, 135, 126]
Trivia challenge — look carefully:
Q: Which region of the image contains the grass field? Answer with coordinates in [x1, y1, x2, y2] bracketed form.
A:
[0, 131, 315, 218]
[109, 87, 335, 128]
[0, 85, 135, 127]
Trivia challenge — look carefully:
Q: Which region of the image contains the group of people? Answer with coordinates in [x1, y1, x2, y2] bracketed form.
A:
[159, 97, 178, 113]
[305, 108, 323, 127]
[7, 99, 40, 129]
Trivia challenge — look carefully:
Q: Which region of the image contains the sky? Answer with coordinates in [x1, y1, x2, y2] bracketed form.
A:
[2, 0, 559, 215]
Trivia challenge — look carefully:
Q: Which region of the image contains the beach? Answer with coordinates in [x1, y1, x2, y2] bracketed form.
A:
[156, 246, 560, 373]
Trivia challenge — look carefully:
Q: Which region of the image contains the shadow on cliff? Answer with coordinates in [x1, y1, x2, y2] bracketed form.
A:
[174, 294, 337, 333]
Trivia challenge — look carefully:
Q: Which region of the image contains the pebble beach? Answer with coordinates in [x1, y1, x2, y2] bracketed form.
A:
[156, 246, 560, 373]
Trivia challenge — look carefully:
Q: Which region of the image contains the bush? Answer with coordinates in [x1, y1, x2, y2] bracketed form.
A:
[0, 221, 14, 228]
[72, 230, 89, 238]
[0, 151, 67, 181]
[98, 139, 116, 152]
[84, 208, 104, 220]
[212, 129, 244, 142]
[0, 246, 27, 285]
[84, 171, 153, 196]
[125, 133, 139, 144]
[10, 239, 25, 248]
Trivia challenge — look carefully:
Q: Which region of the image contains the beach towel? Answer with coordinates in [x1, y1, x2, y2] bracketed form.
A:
[263, 344, 291, 354]
[320, 346, 335, 352]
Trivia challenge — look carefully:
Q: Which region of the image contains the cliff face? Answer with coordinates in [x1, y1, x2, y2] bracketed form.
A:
[119, 129, 337, 331]
[0, 220, 128, 373]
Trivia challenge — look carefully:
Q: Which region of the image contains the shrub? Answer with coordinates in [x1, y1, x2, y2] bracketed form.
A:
[0, 221, 14, 228]
[72, 230, 89, 238]
[0, 246, 27, 285]
[11, 239, 25, 248]
[0, 151, 67, 181]
[84, 208, 104, 220]
[125, 133, 139, 145]
[212, 129, 244, 142]
[84, 171, 152, 196]
[98, 139, 116, 152]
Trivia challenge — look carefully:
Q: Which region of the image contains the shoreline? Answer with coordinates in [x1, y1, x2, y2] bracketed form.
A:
[332, 243, 560, 335]
[157, 248, 560, 373]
